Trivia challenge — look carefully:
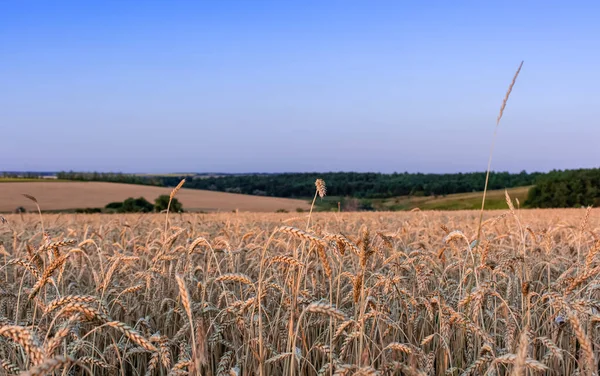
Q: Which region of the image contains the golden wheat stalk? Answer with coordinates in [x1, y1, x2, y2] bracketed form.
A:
[384, 342, 413, 354]
[20, 355, 74, 376]
[216, 350, 233, 375]
[105, 321, 157, 352]
[21, 193, 45, 235]
[266, 352, 294, 364]
[334, 319, 355, 341]
[78, 356, 111, 369]
[0, 325, 44, 365]
[54, 302, 157, 352]
[491, 354, 548, 372]
[477, 61, 524, 243]
[315, 179, 327, 199]
[215, 273, 254, 285]
[44, 295, 101, 315]
[164, 178, 186, 235]
[305, 301, 346, 321]
[188, 237, 210, 253]
[359, 228, 374, 269]
[171, 179, 186, 200]
[7, 259, 40, 279]
[269, 255, 304, 268]
[120, 284, 144, 295]
[156, 335, 172, 369]
[568, 311, 595, 372]
[316, 245, 332, 277]
[511, 326, 529, 376]
[175, 275, 195, 338]
[353, 272, 363, 304]
[277, 226, 327, 246]
[38, 239, 77, 253]
[29, 254, 69, 300]
[536, 336, 562, 361]
[324, 233, 360, 256]
[45, 314, 81, 356]
[0, 360, 19, 374]
[505, 189, 516, 213]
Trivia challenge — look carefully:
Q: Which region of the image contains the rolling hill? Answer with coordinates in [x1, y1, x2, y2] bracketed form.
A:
[373, 186, 531, 211]
[0, 182, 311, 213]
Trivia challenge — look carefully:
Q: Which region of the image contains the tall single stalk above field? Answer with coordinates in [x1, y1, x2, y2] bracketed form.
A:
[477, 61, 524, 244]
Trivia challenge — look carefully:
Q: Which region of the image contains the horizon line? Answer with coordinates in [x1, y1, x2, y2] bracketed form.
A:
[2, 167, 598, 176]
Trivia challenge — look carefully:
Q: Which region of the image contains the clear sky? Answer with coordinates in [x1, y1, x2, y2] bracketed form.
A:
[1, 1, 599, 173]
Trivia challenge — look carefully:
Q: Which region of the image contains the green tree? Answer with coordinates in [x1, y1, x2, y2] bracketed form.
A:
[57, 170, 544, 199]
[105, 197, 153, 213]
[133, 197, 155, 212]
[154, 195, 183, 212]
[105, 202, 123, 210]
[526, 168, 600, 208]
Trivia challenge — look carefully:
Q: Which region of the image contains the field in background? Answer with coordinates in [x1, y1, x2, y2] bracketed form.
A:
[0, 181, 534, 213]
[0, 181, 310, 213]
[377, 185, 532, 210]
[315, 186, 532, 211]
[0, 208, 598, 375]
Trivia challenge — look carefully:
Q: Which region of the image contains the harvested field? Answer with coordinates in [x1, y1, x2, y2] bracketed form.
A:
[0, 181, 310, 212]
[1, 207, 599, 375]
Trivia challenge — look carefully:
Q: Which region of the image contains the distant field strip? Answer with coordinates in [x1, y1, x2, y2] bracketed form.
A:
[0, 181, 310, 212]
[378, 186, 532, 211]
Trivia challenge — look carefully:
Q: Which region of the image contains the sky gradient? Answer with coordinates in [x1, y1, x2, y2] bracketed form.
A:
[1, 1, 599, 173]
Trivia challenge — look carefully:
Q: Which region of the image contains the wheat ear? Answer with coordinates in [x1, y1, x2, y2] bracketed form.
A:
[477, 61, 524, 244]
[0, 325, 44, 365]
[20, 355, 74, 376]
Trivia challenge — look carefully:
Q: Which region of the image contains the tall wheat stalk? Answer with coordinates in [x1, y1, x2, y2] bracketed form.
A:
[476, 61, 524, 244]
[164, 179, 185, 238]
[22, 194, 44, 237]
[307, 179, 326, 230]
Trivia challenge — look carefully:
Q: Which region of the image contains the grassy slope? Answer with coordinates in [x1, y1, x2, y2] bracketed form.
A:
[316, 186, 532, 211]
[378, 186, 531, 211]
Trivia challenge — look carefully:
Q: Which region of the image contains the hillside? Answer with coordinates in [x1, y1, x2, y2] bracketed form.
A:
[55, 170, 540, 199]
[372, 186, 531, 211]
[0, 182, 310, 213]
[313, 186, 532, 211]
[385, 187, 531, 210]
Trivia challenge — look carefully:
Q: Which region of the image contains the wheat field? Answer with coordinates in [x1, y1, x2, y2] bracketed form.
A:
[1, 203, 599, 375]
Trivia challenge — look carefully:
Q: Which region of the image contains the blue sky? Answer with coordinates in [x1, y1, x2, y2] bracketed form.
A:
[1, 1, 599, 173]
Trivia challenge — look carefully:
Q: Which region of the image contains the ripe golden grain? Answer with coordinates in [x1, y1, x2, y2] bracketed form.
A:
[0, 209, 597, 375]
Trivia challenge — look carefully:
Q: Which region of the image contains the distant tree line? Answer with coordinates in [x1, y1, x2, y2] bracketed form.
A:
[160, 171, 542, 198]
[57, 170, 540, 198]
[56, 171, 161, 186]
[525, 169, 600, 208]
[56, 169, 600, 208]
[2, 171, 54, 179]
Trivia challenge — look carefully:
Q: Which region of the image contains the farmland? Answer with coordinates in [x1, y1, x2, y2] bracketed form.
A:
[1, 205, 598, 375]
[376, 186, 532, 211]
[0, 181, 310, 213]
[312, 186, 532, 212]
